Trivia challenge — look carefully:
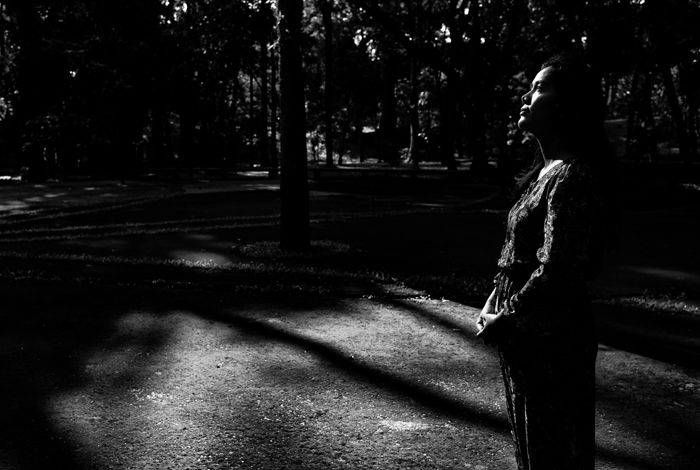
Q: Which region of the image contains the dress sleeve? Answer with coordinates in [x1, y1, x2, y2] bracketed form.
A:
[505, 166, 599, 317]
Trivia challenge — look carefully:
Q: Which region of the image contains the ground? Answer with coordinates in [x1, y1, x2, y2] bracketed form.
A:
[0, 174, 698, 469]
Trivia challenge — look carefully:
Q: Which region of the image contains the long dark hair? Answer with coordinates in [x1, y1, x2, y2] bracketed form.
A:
[515, 54, 619, 252]
[515, 54, 616, 191]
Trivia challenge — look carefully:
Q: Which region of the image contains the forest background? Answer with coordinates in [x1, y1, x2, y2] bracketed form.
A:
[0, 0, 698, 183]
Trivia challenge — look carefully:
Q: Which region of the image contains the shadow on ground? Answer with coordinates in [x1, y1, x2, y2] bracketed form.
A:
[1, 277, 698, 469]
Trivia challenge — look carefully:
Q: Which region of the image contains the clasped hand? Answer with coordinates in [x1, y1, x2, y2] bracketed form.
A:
[476, 301, 505, 345]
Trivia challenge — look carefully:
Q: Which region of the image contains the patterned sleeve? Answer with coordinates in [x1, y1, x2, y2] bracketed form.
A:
[506, 165, 599, 317]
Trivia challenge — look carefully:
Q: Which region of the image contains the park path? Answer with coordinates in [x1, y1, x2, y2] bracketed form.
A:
[0, 178, 698, 469]
[2, 283, 698, 470]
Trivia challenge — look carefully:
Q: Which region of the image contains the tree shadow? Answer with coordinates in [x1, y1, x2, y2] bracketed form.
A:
[0, 284, 173, 469]
[1, 275, 697, 469]
[382, 295, 699, 470]
[596, 357, 700, 470]
[594, 301, 700, 368]
[197, 302, 509, 433]
[0, 279, 510, 469]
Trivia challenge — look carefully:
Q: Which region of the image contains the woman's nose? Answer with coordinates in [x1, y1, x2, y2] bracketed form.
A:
[521, 92, 529, 105]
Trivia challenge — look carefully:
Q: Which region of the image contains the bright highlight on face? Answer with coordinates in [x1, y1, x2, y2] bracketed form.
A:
[517, 66, 560, 138]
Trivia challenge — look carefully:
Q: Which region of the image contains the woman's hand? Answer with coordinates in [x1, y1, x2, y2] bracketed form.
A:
[477, 310, 503, 334]
[476, 292, 496, 329]
[476, 300, 505, 345]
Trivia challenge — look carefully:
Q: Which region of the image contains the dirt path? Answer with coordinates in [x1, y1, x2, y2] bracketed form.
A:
[0, 179, 698, 469]
[2, 283, 697, 470]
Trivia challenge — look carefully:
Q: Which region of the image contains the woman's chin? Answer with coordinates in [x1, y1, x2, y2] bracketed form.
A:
[517, 116, 530, 131]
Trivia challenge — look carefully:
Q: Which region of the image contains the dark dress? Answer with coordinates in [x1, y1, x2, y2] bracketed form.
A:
[493, 158, 602, 470]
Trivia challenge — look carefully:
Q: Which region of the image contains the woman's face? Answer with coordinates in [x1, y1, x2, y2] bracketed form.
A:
[518, 66, 560, 137]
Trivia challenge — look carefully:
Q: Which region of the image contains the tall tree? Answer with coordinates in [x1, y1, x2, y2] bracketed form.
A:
[378, 52, 399, 166]
[278, 0, 310, 250]
[5, 0, 46, 180]
[270, 42, 280, 176]
[257, 2, 273, 169]
[319, 0, 334, 167]
[407, 0, 422, 168]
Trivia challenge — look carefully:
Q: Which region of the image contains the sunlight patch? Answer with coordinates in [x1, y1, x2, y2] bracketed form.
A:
[0, 200, 29, 211]
[185, 233, 216, 241]
[379, 420, 431, 431]
[622, 265, 700, 283]
[169, 250, 232, 267]
[680, 183, 700, 192]
[599, 293, 699, 316]
[239, 240, 352, 259]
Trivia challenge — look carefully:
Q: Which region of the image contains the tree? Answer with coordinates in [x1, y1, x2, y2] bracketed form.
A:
[257, 1, 275, 169]
[278, 0, 310, 250]
[319, 0, 334, 167]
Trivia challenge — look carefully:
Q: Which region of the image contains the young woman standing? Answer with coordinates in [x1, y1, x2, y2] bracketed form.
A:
[477, 55, 616, 470]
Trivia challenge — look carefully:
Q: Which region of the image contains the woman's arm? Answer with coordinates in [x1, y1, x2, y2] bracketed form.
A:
[507, 166, 600, 317]
[476, 287, 503, 343]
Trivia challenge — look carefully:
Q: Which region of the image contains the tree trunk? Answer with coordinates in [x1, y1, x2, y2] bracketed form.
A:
[660, 65, 693, 161]
[407, 0, 422, 169]
[439, 72, 459, 171]
[248, 73, 256, 152]
[625, 65, 641, 159]
[408, 58, 421, 169]
[465, 0, 488, 173]
[278, 0, 309, 250]
[270, 44, 279, 177]
[10, 1, 46, 180]
[677, 61, 699, 162]
[320, 0, 334, 167]
[379, 55, 398, 166]
[179, 86, 196, 172]
[640, 71, 659, 161]
[150, 100, 169, 166]
[228, 75, 242, 169]
[259, 29, 270, 168]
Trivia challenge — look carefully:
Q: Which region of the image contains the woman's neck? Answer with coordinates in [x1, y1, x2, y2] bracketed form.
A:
[537, 136, 571, 166]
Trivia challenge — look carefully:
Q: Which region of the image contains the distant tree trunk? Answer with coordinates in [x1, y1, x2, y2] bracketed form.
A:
[408, 59, 421, 169]
[465, 0, 488, 173]
[640, 71, 659, 161]
[679, 60, 699, 161]
[439, 72, 459, 171]
[625, 65, 641, 159]
[248, 73, 256, 153]
[407, 1, 421, 169]
[150, 100, 169, 166]
[354, 113, 364, 163]
[179, 86, 196, 171]
[228, 75, 242, 168]
[278, 0, 309, 250]
[320, 0, 334, 167]
[605, 74, 619, 110]
[379, 55, 398, 166]
[270, 45, 279, 177]
[660, 65, 697, 162]
[259, 31, 270, 168]
[10, 1, 46, 180]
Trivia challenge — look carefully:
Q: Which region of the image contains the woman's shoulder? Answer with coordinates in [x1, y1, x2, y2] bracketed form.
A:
[544, 158, 599, 200]
[554, 158, 596, 185]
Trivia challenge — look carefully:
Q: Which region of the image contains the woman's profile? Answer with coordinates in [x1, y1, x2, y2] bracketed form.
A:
[476, 55, 616, 469]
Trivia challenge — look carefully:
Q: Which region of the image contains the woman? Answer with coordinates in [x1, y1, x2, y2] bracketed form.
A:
[476, 55, 616, 469]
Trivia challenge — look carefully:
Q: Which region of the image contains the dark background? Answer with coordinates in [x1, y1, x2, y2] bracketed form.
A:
[0, 0, 698, 179]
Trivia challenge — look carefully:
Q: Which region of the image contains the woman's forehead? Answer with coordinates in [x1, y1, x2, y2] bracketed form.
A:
[532, 66, 555, 86]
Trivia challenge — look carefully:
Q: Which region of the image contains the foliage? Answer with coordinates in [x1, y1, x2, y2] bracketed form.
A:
[0, 0, 697, 178]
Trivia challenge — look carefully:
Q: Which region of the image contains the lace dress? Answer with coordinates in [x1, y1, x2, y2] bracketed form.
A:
[494, 159, 602, 470]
